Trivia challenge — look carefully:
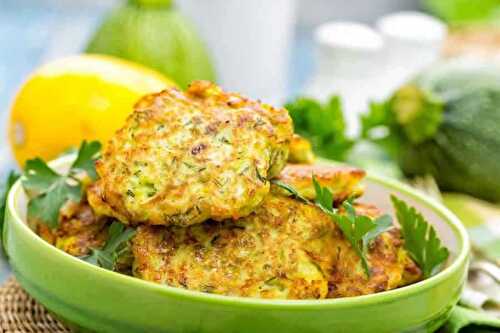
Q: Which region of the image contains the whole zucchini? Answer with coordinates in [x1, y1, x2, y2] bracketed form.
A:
[86, 0, 216, 88]
[363, 59, 500, 202]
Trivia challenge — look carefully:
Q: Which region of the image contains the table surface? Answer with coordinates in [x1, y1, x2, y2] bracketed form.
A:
[0, 1, 315, 282]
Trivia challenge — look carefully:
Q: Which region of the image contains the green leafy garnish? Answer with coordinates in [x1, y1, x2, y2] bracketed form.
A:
[0, 171, 21, 237]
[333, 201, 378, 276]
[360, 100, 395, 139]
[313, 177, 394, 243]
[362, 214, 393, 251]
[271, 179, 310, 204]
[83, 221, 136, 271]
[331, 199, 393, 277]
[23, 158, 62, 194]
[312, 176, 335, 213]
[271, 176, 449, 278]
[313, 177, 394, 277]
[273, 176, 394, 278]
[22, 140, 101, 229]
[286, 96, 354, 160]
[391, 195, 449, 278]
[70, 140, 102, 180]
[26, 175, 82, 229]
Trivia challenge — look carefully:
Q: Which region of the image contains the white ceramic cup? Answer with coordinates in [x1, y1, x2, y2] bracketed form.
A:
[306, 22, 386, 136]
[177, 0, 297, 104]
[376, 11, 447, 93]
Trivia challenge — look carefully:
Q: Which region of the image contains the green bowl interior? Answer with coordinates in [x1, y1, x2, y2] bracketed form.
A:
[7, 155, 470, 307]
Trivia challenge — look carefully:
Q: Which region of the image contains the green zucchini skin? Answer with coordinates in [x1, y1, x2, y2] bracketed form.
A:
[86, 2, 216, 88]
[397, 61, 500, 202]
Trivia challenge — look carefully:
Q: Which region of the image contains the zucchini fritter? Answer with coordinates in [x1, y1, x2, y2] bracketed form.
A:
[288, 134, 315, 164]
[132, 195, 421, 299]
[88, 81, 293, 226]
[273, 164, 365, 203]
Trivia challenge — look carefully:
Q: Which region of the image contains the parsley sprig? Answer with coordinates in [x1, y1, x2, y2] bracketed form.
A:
[273, 177, 449, 278]
[83, 221, 136, 271]
[22, 141, 101, 229]
[272, 177, 393, 277]
[285, 96, 354, 160]
[391, 195, 449, 278]
[332, 201, 393, 277]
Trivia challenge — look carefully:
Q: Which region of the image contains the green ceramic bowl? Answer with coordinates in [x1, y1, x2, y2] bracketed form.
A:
[3, 156, 469, 333]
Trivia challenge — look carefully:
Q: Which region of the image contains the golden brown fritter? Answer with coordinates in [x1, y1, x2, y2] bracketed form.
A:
[35, 200, 108, 257]
[288, 134, 315, 164]
[88, 81, 293, 226]
[272, 164, 366, 204]
[132, 195, 421, 299]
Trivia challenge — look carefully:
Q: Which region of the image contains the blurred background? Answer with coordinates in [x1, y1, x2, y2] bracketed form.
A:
[1, 0, 499, 125]
[0, 0, 422, 109]
[2, 0, 499, 166]
[1, 0, 419, 110]
[1, 0, 500, 315]
[1, 0, 500, 164]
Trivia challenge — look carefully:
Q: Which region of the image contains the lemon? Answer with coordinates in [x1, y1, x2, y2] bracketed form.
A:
[9, 54, 176, 166]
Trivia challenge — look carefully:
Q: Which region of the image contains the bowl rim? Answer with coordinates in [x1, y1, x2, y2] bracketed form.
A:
[6, 155, 470, 309]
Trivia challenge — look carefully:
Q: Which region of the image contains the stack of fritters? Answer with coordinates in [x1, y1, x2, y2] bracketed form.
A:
[132, 174, 421, 299]
[36, 81, 422, 299]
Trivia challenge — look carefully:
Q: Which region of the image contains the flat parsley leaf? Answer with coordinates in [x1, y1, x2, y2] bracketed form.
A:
[362, 214, 393, 252]
[391, 195, 449, 278]
[23, 158, 60, 194]
[22, 140, 101, 229]
[312, 176, 334, 213]
[313, 177, 395, 277]
[286, 96, 354, 161]
[332, 201, 376, 277]
[71, 141, 102, 180]
[27, 180, 81, 229]
[83, 221, 136, 271]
